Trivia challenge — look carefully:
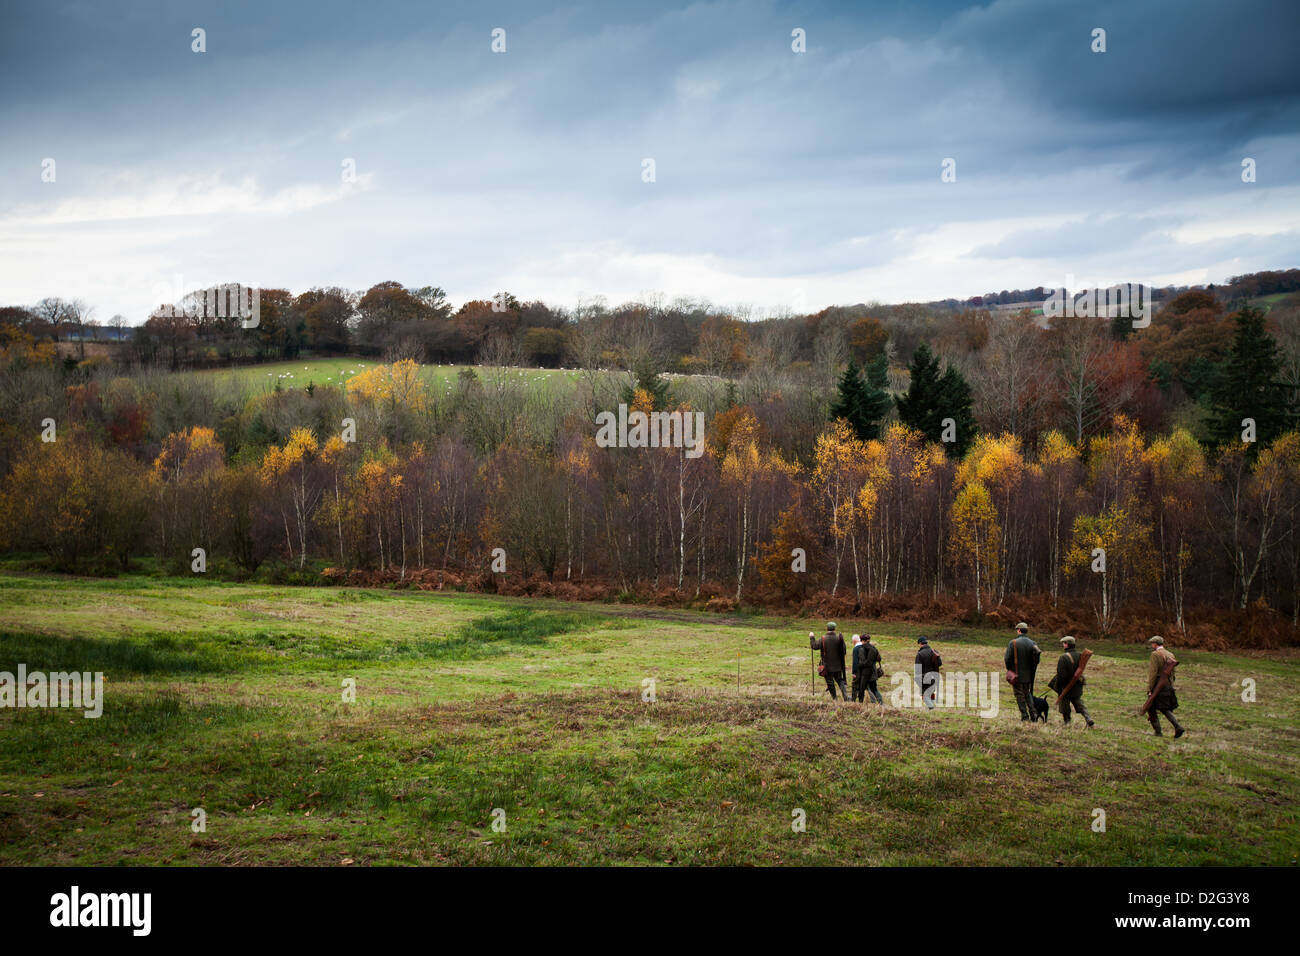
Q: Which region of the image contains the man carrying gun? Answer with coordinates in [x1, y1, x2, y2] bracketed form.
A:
[1049, 635, 1095, 728]
[1142, 635, 1185, 738]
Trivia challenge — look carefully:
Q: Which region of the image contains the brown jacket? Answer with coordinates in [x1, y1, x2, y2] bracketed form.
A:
[1147, 647, 1177, 693]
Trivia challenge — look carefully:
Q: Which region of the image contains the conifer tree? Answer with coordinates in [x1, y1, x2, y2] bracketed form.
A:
[897, 343, 977, 455]
[896, 343, 944, 437]
[938, 364, 977, 456]
[1209, 306, 1288, 447]
[859, 352, 892, 438]
[829, 360, 864, 430]
[619, 366, 671, 410]
[830, 355, 892, 441]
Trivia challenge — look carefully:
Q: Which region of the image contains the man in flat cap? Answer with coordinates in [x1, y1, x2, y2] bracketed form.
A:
[810, 621, 850, 702]
[914, 636, 942, 709]
[1052, 636, 1095, 728]
[1004, 622, 1041, 722]
[1143, 635, 1185, 738]
[851, 632, 884, 704]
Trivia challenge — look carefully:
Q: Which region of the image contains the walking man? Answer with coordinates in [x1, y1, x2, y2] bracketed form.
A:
[852, 633, 884, 704]
[810, 621, 850, 702]
[914, 636, 942, 709]
[1143, 635, 1185, 738]
[1051, 636, 1095, 728]
[1004, 622, 1041, 721]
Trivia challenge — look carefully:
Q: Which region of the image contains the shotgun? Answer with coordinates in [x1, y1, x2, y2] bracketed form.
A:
[1138, 656, 1178, 716]
[1053, 648, 1093, 704]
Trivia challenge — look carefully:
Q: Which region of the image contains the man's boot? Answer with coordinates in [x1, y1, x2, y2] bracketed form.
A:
[1166, 711, 1185, 738]
[1149, 714, 1163, 736]
[1077, 701, 1095, 728]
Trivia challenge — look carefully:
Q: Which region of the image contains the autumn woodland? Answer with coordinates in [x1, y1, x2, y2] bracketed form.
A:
[3, 273, 1300, 650]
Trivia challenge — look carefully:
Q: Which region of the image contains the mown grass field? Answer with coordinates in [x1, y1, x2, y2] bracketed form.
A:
[1249, 292, 1296, 312]
[0, 571, 1296, 866]
[188, 358, 588, 401]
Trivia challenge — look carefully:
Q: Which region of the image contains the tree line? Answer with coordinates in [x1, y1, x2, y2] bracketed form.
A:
[2, 291, 1299, 647]
[4, 273, 1300, 634]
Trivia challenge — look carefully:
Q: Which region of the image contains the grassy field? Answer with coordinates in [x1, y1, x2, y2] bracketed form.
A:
[1249, 292, 1296, 312]
[188, 358, 590, 401]
[0, 571, 1296, 866]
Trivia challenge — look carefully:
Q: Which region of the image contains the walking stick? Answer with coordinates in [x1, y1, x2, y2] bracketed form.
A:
[809, 632, 816, 695]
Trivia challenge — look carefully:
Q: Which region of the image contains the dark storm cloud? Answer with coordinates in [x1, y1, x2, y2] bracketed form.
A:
[0, 0, 1296, 315]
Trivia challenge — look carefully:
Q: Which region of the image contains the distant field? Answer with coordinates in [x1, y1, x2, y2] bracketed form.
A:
[188, 358, 590, 400]
[1249, 292, 1297, 312]
[1, 572, 1296, 866]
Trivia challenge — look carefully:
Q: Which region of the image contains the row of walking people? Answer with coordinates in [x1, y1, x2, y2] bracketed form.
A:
[809, 621, 1186, 737]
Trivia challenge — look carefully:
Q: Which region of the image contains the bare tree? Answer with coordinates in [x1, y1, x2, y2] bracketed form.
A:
[1050, 314, 1134, 443]
[971, 311, 1049, 439]
[567, 298, 616, 413]
[1270, 298, 1300, 408]
[465, 334, 529, 452]
[812, 321, 848, 383]
[743, 319, 797, 403]
[33, 297, 77, 343]
[616, 296, 669, 381]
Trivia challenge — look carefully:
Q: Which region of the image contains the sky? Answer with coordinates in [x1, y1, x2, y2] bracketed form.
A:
[1, 0, 1298, 323]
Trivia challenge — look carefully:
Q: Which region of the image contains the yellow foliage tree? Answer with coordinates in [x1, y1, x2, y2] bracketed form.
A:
[955, 432, 1024, 601]
[1038, 429, 1080, 602]
[260, 427, 321, 568]
[1064, 504, 1155, 631]
[723, 408, 798, 602]
[354, 449, 405, 572]
[811, 419, 868, 596]
[346, 358, 427, 411]
[153, 425, 226, 560]
[1145, 428, 1205, 629]
[316, 434, 357, 567]
[948, 479, 1000, 612]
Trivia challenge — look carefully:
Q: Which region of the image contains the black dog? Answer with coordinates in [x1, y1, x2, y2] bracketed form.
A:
[1029, 692, 1050, 722]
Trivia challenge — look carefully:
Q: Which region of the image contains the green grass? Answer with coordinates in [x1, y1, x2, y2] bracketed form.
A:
[1247, 292, 1294, 310]
[0, 571, 1296, 865]
[186, 358, 589, 401]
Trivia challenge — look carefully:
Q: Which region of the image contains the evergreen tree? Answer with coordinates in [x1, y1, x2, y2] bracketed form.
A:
[896, 343, 944, 437]
[897, 343, 977, 455]
[829, 356, 892, 441]
[938, 364, 977, 456]
[860, 352, 892, 436]
[829, 360, 864, 429]
[619, 365, 671, 410]
[1208, 307, 1288, 447]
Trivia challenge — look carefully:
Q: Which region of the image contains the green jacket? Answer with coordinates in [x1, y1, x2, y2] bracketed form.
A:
[1003, 636, 1040, 683]
[811, 631, 847, 676]
[1053, 649, 1086, 695]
